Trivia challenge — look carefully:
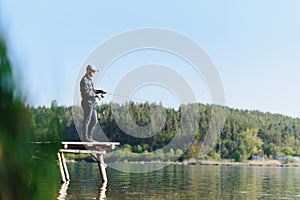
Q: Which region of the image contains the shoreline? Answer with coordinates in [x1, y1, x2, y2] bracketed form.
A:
[182, 159, 300, 167]
[66, 158, 300, 167]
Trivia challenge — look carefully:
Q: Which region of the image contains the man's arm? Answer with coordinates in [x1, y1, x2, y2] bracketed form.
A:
[80, 77, 96, 98]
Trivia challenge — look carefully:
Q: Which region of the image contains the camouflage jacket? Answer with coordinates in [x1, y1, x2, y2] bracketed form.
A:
[80, 74, 96, 105]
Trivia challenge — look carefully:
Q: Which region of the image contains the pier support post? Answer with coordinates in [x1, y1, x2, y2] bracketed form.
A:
[97, 154, 108, 183]
[57, 152, 70, 183]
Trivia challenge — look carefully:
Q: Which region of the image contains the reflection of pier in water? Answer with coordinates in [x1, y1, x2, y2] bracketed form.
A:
[57, 181, 69, 200]
[57, 181, 107, 200]
[98, 182, 107, 200]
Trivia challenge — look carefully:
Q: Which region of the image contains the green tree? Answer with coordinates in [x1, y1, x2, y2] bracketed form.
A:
[238, 129, 264, 159]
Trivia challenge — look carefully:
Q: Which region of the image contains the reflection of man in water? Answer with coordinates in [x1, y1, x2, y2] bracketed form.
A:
[80, 65, 105, 142]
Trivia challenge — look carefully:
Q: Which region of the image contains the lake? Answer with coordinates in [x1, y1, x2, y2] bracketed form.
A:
[52, 162, 300, 199]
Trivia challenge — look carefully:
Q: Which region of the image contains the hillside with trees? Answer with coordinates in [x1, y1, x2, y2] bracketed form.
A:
[27, 101, 300, 162]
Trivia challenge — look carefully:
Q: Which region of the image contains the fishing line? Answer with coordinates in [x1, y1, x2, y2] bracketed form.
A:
[105, 92, 176, 108]
[106, 92, 156, 103]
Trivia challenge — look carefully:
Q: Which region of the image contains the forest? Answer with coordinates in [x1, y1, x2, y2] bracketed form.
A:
[27, 100, 300, 162]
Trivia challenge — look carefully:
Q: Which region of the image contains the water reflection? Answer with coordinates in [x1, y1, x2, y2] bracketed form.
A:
[97, 182, 107, 199]
[54, 163, 300, 199]
[57, 181, 69, 200]
[57, 181, 107, 199]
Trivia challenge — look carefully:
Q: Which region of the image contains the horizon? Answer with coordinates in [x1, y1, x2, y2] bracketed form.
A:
[29, 99, 300, 120]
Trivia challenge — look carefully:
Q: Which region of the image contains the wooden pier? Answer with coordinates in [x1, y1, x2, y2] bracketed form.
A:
[57, 141, 120, 183]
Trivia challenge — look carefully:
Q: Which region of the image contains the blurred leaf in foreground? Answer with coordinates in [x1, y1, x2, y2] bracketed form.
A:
[0, 36, 59, 199]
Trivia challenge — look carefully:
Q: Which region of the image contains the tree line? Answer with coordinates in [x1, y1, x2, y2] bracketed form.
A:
[27, 100, 300, 161]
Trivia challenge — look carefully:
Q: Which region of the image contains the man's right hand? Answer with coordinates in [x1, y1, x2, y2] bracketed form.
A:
[96, 94, 102, 100]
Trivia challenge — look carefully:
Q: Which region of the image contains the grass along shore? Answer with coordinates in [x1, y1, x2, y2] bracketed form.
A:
[64, 153, 300, 167]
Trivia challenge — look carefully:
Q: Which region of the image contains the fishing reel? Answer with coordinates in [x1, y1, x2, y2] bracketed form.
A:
[95, 89, 107, 98]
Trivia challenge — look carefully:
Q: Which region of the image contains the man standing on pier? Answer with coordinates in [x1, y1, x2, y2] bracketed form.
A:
[80, 64, 106, 142]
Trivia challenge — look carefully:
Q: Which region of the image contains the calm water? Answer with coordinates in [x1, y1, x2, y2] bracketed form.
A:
[53, 162, 300, 199]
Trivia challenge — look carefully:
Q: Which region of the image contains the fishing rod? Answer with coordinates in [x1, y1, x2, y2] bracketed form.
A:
[96, 90, 174, 107]
[96, 90, 172, 107]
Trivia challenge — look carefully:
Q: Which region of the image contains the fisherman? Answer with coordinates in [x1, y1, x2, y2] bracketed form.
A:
[80, 64, 106, 142]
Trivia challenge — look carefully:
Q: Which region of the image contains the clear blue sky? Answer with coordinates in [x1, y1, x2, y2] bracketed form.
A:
[1, 0, 300, 118]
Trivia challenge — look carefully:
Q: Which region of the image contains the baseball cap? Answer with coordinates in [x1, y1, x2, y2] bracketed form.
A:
[86, 64, 99, 72]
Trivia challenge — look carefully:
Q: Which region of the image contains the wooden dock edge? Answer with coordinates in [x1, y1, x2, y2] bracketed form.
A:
[57, 142, 119, 183]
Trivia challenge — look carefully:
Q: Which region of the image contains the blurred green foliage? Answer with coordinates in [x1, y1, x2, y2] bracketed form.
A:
[0, 37, 59, 200]
[0, 36, 33, 199]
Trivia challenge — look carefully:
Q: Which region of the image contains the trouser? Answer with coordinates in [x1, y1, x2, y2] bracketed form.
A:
[82, 103, 97, 139]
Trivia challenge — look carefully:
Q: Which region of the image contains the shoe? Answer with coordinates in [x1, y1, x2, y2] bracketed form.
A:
[83, 137, 93, 142]
[88, 137, 98, 142]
